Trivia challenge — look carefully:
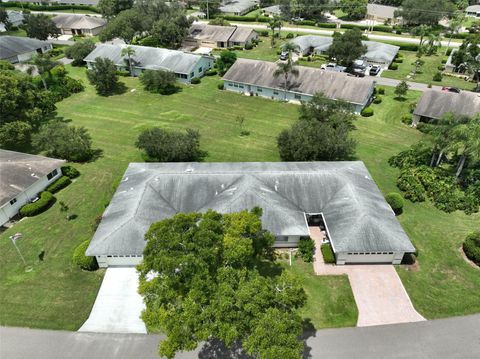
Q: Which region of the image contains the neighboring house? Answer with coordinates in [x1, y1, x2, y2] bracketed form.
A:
[366, 4, 400, 25]
[412, 90, 480, 126]
[262, 5, 281, 17]
[289, 35, 400, 68]
[0, 150, 64, 227]
[0, 36, 52, 63]
[186, 24, 258, 49]
[220, 0, 258, 16]
[53, 14, 107, 36]
[222, 58, 375, 112]
[84, 44, 215, 83]
[5, 0, 100, 5]
[0, 10, 24, 32]
[86, 162, 415, 267]
[466, 5, 480, 17]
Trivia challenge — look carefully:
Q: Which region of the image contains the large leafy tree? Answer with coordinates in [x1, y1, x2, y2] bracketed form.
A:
[396, 0, 454, 26]
[86, 57, 122, 96]
[451, 116, 480, 178]
[135, 127, 206, 161]
[216, 50, 237, 75]
[340, 0, 368, 20]
[98, 9, 143, 44]
[98, 0, 134, 20]
[150, 14, 192, 49]
[65, 39, 96, 66]
[326, 28, 367, 68]
[140, 69, 179, 95]
[138, 209, 306, 359]
[23, 14, 60, 40]
[30, 53, 59, 90]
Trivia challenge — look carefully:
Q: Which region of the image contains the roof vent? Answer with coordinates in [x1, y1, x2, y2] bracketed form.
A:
[122, 176, 129, 182]
[185, 168, 194, 173]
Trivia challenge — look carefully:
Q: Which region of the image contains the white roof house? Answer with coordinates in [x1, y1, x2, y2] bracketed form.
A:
[0, 36, 52, 63]
[366, 4, 400, 24]
[186, 24, 258, 49]
[53, 14, 107, 36]
[84, 44, 215, 82]
[0, 150, 64, 226]
[87, 162, 415, 267]
[466, 5, 480, 17]
[220, 0, 258, 16]
[0, 10, 24, 32]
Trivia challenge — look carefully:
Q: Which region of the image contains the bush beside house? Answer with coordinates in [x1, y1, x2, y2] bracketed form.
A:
[72, 240, 98, 271]
[46, 176, 72, 194]
[298, 237, 315, 262]
[19, 191, 55, 217]
[463, 231, 480, 266]
[321, 243, 335, 264]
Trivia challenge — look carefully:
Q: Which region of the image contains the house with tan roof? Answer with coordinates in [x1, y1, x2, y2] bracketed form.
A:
[186, 24, 257, 49]
[53, 14, 107, 36]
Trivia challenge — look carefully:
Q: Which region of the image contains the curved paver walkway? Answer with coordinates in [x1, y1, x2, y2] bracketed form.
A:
[310, 227, 425, 327]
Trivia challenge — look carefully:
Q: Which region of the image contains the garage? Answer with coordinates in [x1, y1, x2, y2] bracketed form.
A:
[95, 255, 143, 268]
[336, 252, 405, 265]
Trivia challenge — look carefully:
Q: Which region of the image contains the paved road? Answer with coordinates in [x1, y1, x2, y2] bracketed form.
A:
[2, 314, 480, 359]
[375, 77, 444, 92]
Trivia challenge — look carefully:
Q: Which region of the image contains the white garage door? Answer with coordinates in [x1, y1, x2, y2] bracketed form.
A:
[106, 256, 143, 266]
[345, 252, 395, 264]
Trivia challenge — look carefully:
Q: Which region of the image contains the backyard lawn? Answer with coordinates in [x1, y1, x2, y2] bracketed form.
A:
[0, 65, 479, 331]
[381, 50, 477, 91]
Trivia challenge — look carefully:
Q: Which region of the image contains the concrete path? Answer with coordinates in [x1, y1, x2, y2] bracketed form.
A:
[2, 314, 480, 359]
[78, 267, 147, 334]
[311, 228, 425, 327]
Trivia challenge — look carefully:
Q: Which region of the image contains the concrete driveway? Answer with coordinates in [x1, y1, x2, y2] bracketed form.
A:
[79, 267, 147, 334]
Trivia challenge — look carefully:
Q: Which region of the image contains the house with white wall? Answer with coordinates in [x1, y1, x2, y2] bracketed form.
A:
[86, 162, 416, 267]
[186, 24, 258, 49]
[0, 150, 64, 227]
[84, 44, 215, 83]
[53, 14, 107, 36]
[222, 58, 375, 113]
[0, 36, 52, 63]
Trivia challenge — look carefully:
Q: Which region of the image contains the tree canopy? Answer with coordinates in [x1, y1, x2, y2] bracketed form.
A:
[23, 14, 60, 40]
[65, 39, 96, 66]
[396, 0, 455, 26]
[98, 0, 134, 20]
[140, 69, 179, 95]
[138, 209, 306, 359]
[326, 28, 367, 68]
[340, 0, 368, 20]
[86, 57, 123, 96]
[216, 50, 237, 75]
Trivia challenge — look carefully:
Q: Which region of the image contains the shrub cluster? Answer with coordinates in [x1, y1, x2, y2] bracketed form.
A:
[298, 238, 315, 262]
[385, 192, 404, 214]
[316, 22, 337, 29]
[72, 240, 98, 271]
[286, 33, 295, 39]
[321, 243, 335, 264]
[258, 30, 269, 37]
[46, 176, 72, 194]
[190, 77, 201, 84]
[361, 107, 374, 117]
[463, 231, 480, 266]
[217, 81, 224, 90]
[377, 87, 385, 95]
[205, 69, 218, 76]
[61, 165, 80, 179]
[19, 191, 55, 217]
[384, 42, 419, 52]
[389, 63, 399, 70]
[221, 15, 269, 23]
[373, 96, 382, 104]
[433, 72, 443, 81]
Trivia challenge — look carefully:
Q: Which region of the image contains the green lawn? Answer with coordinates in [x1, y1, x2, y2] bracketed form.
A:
[0, 28, 27, 37]
[382, 50, 477, 91]
[0, 66, 479, 331]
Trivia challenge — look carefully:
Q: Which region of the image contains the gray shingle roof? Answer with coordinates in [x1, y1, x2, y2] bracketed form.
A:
[0, 150, 65, 206]
[6, 10, 24, 25]
[290, 36, 399, 64]
[189, 24, 237, 43]
[53, 14, 106, 30]
[262, 5, 281, 15]
[222, 58, 374, 105]
[86, 162, 415, 256]
[466, 5, 480, 13]
[84, 44, 209, 74]
[220, 0, 257, 14]
[0, 36, 50, 60]
[367, 4, 398, 19]
[414, 90, 480, 120]
[229, 27, 257, 43]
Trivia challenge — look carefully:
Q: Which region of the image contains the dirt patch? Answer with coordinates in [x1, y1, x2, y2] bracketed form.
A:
[458, 246, 480, 270]
[403, 261, 420, 272]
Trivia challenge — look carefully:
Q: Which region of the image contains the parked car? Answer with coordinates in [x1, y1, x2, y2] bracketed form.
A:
[441, 86, 461, 93]
[320, 63, 346, 72]
[291, 17, 305, 22]
[369, 65, 381, 76]
[279, 51, 289, 61]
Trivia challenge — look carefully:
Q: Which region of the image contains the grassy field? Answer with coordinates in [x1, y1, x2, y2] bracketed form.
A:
[382, 50, 477, 91]
[0, 65, 479, 331]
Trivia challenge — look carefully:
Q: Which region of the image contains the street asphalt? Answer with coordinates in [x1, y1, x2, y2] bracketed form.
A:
[2, 314, 479, 359]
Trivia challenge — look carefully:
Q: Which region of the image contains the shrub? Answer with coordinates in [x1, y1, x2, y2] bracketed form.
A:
[19, 191, 55, 217]
[46, 176, 72, 194]
[441, 59, 447, 64]
[217, 81, 224, 90]
[463, 231, 480, 266]
[321, 243, 335, 264]
[373, 96, 382, 104]
[205, 69, 218, 76]
[433, 72, 443, 82]
[401, 114, 412, 124]
[394, 58, 403, 63]
[61, 165, 80, 179]
[190, 77, 201, 84]
[361, 107, 374, 117]
[389, 63, 398, 70]
[286, 33, 294, 39]
[316, 22, 337, 28]
[72, 240, 98, 271]
[116, 70, 130, 77]
[298, 238, 315, 262]
[446, 48, 452, 56]
[377, 87, 385, 95]
[244, 42, 253, 50]
[258, 30, 269, 37]
[397, 169, 426, 202]
[427, 83, 432, 88]
[385, 192, 404, 214]
[384, 42, 419, 51]
[140, 69, 179, 95]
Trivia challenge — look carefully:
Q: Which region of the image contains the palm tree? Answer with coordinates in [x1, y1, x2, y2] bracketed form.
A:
[428, 113, 463, 167]
[450, 116, 480, 178]
[30, 53, 59, 90]
[412, 25, 431, 47]
[273, 59, 299, 101]
[282, 42, 300, 62]
[445, 14, 464, 55]
[426, 32, 441, 55]
[121, 46, 136, 76]
[268, 16, 282, 47]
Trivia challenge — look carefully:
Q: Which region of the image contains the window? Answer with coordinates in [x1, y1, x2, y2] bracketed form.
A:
[273, 91, 279, 95]
[228, 83, 233, 87]
[190, 72, 194, 78]
[10, 198, 17, 205]
[198, 67, 203, 73]
[276, 236, 288, 242]
[47, 169, 58, 180]
[257, 88, 262, 93]
[234, 83, 239, 88]
[294, 94, 301, 100]
[239, 85, 244, 89]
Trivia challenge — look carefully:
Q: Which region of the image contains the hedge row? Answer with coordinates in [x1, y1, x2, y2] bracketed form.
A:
[0, 2, 99, 12]
[61, 165, 80, 179]
[321, 243, 335, 264]
[298, 237, 315, 262]
[46, 176, 72, 194]
[384, 41, 420, 52]
[221, 15, 270, 23]
[73, 240, 98, 271]
[19, 191, 55, 217]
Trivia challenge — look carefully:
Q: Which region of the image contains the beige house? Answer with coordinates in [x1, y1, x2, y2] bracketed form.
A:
[366, 4, 400, 25]
[186, 24, 258, 49]
[53, 14, 107, 36]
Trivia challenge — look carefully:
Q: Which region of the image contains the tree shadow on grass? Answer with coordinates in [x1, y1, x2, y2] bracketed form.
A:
[84, 148, 103, 163]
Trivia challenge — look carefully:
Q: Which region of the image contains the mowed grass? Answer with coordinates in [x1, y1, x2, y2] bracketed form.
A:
[382, 50, 477, 91]
[1, 66, 479, 331]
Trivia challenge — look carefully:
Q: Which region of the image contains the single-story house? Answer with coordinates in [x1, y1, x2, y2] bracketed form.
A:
[366, 4, 400, 25]
[86, 162, 415, 267]
[412, 90, 480, 125]
[262, 5, 281, 17]
[10, 0, 100, 5]
[186, 24, 258, 49]
[53, 14, 107, 36]
[466, 5, 480, 17]
[84, 44, 215, 83]
[220, 0, 258, 16]
[289, 35, 400, 68]
[222, 58, 375, 112]
[0, 150, 64, 227]
[0, 36, 52, 63]
[0, 10, 24, 32]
